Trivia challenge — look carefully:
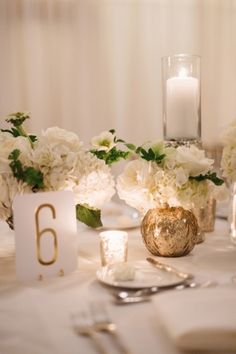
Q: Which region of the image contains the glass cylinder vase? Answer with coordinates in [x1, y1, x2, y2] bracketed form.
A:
[229, 182, 236, 245]
[162, 54, 201, 144]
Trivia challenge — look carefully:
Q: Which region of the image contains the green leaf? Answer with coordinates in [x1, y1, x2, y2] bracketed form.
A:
[9, 149, 20, 160]
[135, 146, 165, 164]
[6, 112, 30, 127]
[90, 147, 130, 165]
[29, 134, 37, 143]
[24, 167, 44, 190]
[109, 129, 115, 135]
[76, 204, 102, 228]
[125, 143, 136, 151]
[8, 149, 44, 191]
[1, 127, 21, 137]
[189, 172, 224, 186]
[2, 112, 35, 147]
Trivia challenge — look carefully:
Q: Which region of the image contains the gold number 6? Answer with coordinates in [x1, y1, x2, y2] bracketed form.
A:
[35, 203, 58, 265]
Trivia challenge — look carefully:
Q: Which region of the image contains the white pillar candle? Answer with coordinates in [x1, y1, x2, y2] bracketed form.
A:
[99, 230, 128, 266]
[166, 68, 199, 139]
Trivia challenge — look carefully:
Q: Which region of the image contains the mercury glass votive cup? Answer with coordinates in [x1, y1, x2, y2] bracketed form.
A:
[99, 230, 128, 266]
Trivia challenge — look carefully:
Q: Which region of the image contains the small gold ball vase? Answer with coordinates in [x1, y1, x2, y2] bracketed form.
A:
[141, 206, 199, 257]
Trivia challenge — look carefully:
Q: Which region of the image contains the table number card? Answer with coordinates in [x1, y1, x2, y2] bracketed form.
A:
[13, 191, 78, 282]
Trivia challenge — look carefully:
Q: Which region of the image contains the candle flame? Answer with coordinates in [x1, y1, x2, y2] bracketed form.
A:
[178, 67, 188, 78]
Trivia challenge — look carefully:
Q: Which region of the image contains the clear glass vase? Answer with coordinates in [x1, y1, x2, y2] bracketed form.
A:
[162, 54, 201, 144]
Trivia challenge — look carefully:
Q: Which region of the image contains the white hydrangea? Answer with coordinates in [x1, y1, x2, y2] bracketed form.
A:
[117, 144, 224, 214]
[33, 127, 115, 208]
[117, 160, 157, 215]
[0, 133, 33, 222]
[0, 126, 115, 224]
[221, 121, 236, 183]
[0, 132, 32, 173]
[0, 174, 32, 221]
[221, 145, 236, 183]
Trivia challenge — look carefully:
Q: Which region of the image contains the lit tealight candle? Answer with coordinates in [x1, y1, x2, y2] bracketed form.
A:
[99, 230, 128, 266]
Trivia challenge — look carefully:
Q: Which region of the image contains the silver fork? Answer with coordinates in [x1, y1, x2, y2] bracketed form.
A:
[90, 301, 131, 354]
[71, 310, 108, 354]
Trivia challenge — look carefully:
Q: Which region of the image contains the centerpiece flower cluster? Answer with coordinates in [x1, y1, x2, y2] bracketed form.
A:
[0, 113, 123, 229]
[0, 113, 227, 232]
[221, 120, 236, 183]
[116, 142, 226, 215]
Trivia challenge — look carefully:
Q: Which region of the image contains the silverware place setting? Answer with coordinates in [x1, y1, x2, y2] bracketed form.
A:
[71, 300, 131, 354]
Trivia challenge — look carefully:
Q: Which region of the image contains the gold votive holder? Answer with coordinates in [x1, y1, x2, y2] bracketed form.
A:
[99, 230, 128, 266]
[193, 198, 216, 242]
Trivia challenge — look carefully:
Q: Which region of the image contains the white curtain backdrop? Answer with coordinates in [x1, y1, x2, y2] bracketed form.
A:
[0, 0, 236, 147]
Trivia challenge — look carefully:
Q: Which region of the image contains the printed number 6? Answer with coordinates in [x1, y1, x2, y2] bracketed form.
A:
[35, 204, 58, 265]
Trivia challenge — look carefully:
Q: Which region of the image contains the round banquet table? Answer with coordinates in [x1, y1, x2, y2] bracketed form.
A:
[0, 218, 236, 354]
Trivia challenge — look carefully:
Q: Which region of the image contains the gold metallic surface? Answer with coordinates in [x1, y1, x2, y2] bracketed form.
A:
[141, 206, 198, 257]
[35, 203, 58, 266]
[193, 198, 216, 233]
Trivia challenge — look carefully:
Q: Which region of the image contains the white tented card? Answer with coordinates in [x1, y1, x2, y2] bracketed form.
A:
[13, 191, 78, 282]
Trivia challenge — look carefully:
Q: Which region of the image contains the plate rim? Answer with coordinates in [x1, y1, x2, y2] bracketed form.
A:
[101, 202, 141, 230]
[96, 261, 186, 289]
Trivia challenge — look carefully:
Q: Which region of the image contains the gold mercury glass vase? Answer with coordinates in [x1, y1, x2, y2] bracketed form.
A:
[141, 206, 199, 257]
[192, 198, 216, 244]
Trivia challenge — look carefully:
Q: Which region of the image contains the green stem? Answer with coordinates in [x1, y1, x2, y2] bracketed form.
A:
[17, 126, 34, 147]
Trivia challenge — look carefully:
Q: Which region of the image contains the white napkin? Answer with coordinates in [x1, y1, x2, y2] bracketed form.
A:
[153, 287, 236, 352]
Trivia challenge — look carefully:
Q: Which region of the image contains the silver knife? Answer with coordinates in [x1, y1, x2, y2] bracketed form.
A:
[146, 257, 194, 280]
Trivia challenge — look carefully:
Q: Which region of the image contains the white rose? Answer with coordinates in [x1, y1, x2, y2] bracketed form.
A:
[41, 127, 82, 150]
[117, 159, 157, 214]
[176, 145, 213, 176]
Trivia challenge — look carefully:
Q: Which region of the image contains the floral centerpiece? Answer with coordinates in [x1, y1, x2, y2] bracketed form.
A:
[221, 120, 236, 183]
[221, 120, 236, 244]
[0, 113, 131, 229]
[117, 141, 226, 215]
[116, 141, 227, 256]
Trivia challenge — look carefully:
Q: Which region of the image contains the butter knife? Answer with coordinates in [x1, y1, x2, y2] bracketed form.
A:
[146, 257, 194, 280]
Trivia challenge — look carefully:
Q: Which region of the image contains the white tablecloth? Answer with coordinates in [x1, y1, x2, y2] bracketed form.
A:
[0, 219, 236, 354]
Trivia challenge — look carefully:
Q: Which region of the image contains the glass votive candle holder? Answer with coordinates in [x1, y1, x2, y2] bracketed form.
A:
[99, 230, 128, 266]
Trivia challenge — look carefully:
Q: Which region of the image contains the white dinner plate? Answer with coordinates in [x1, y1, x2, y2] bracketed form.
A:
[101, 202, 141, 230]
[96, 261, 185, 289]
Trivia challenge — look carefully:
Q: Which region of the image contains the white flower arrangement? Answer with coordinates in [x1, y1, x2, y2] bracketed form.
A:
[0, 113, 115, 228]
[221, 120, 236, 183]
[117, 142, 226, 215]
[1, 113, 227, 227]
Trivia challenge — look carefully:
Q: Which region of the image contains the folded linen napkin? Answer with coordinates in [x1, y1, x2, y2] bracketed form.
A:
[153, 287, 236, 352]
